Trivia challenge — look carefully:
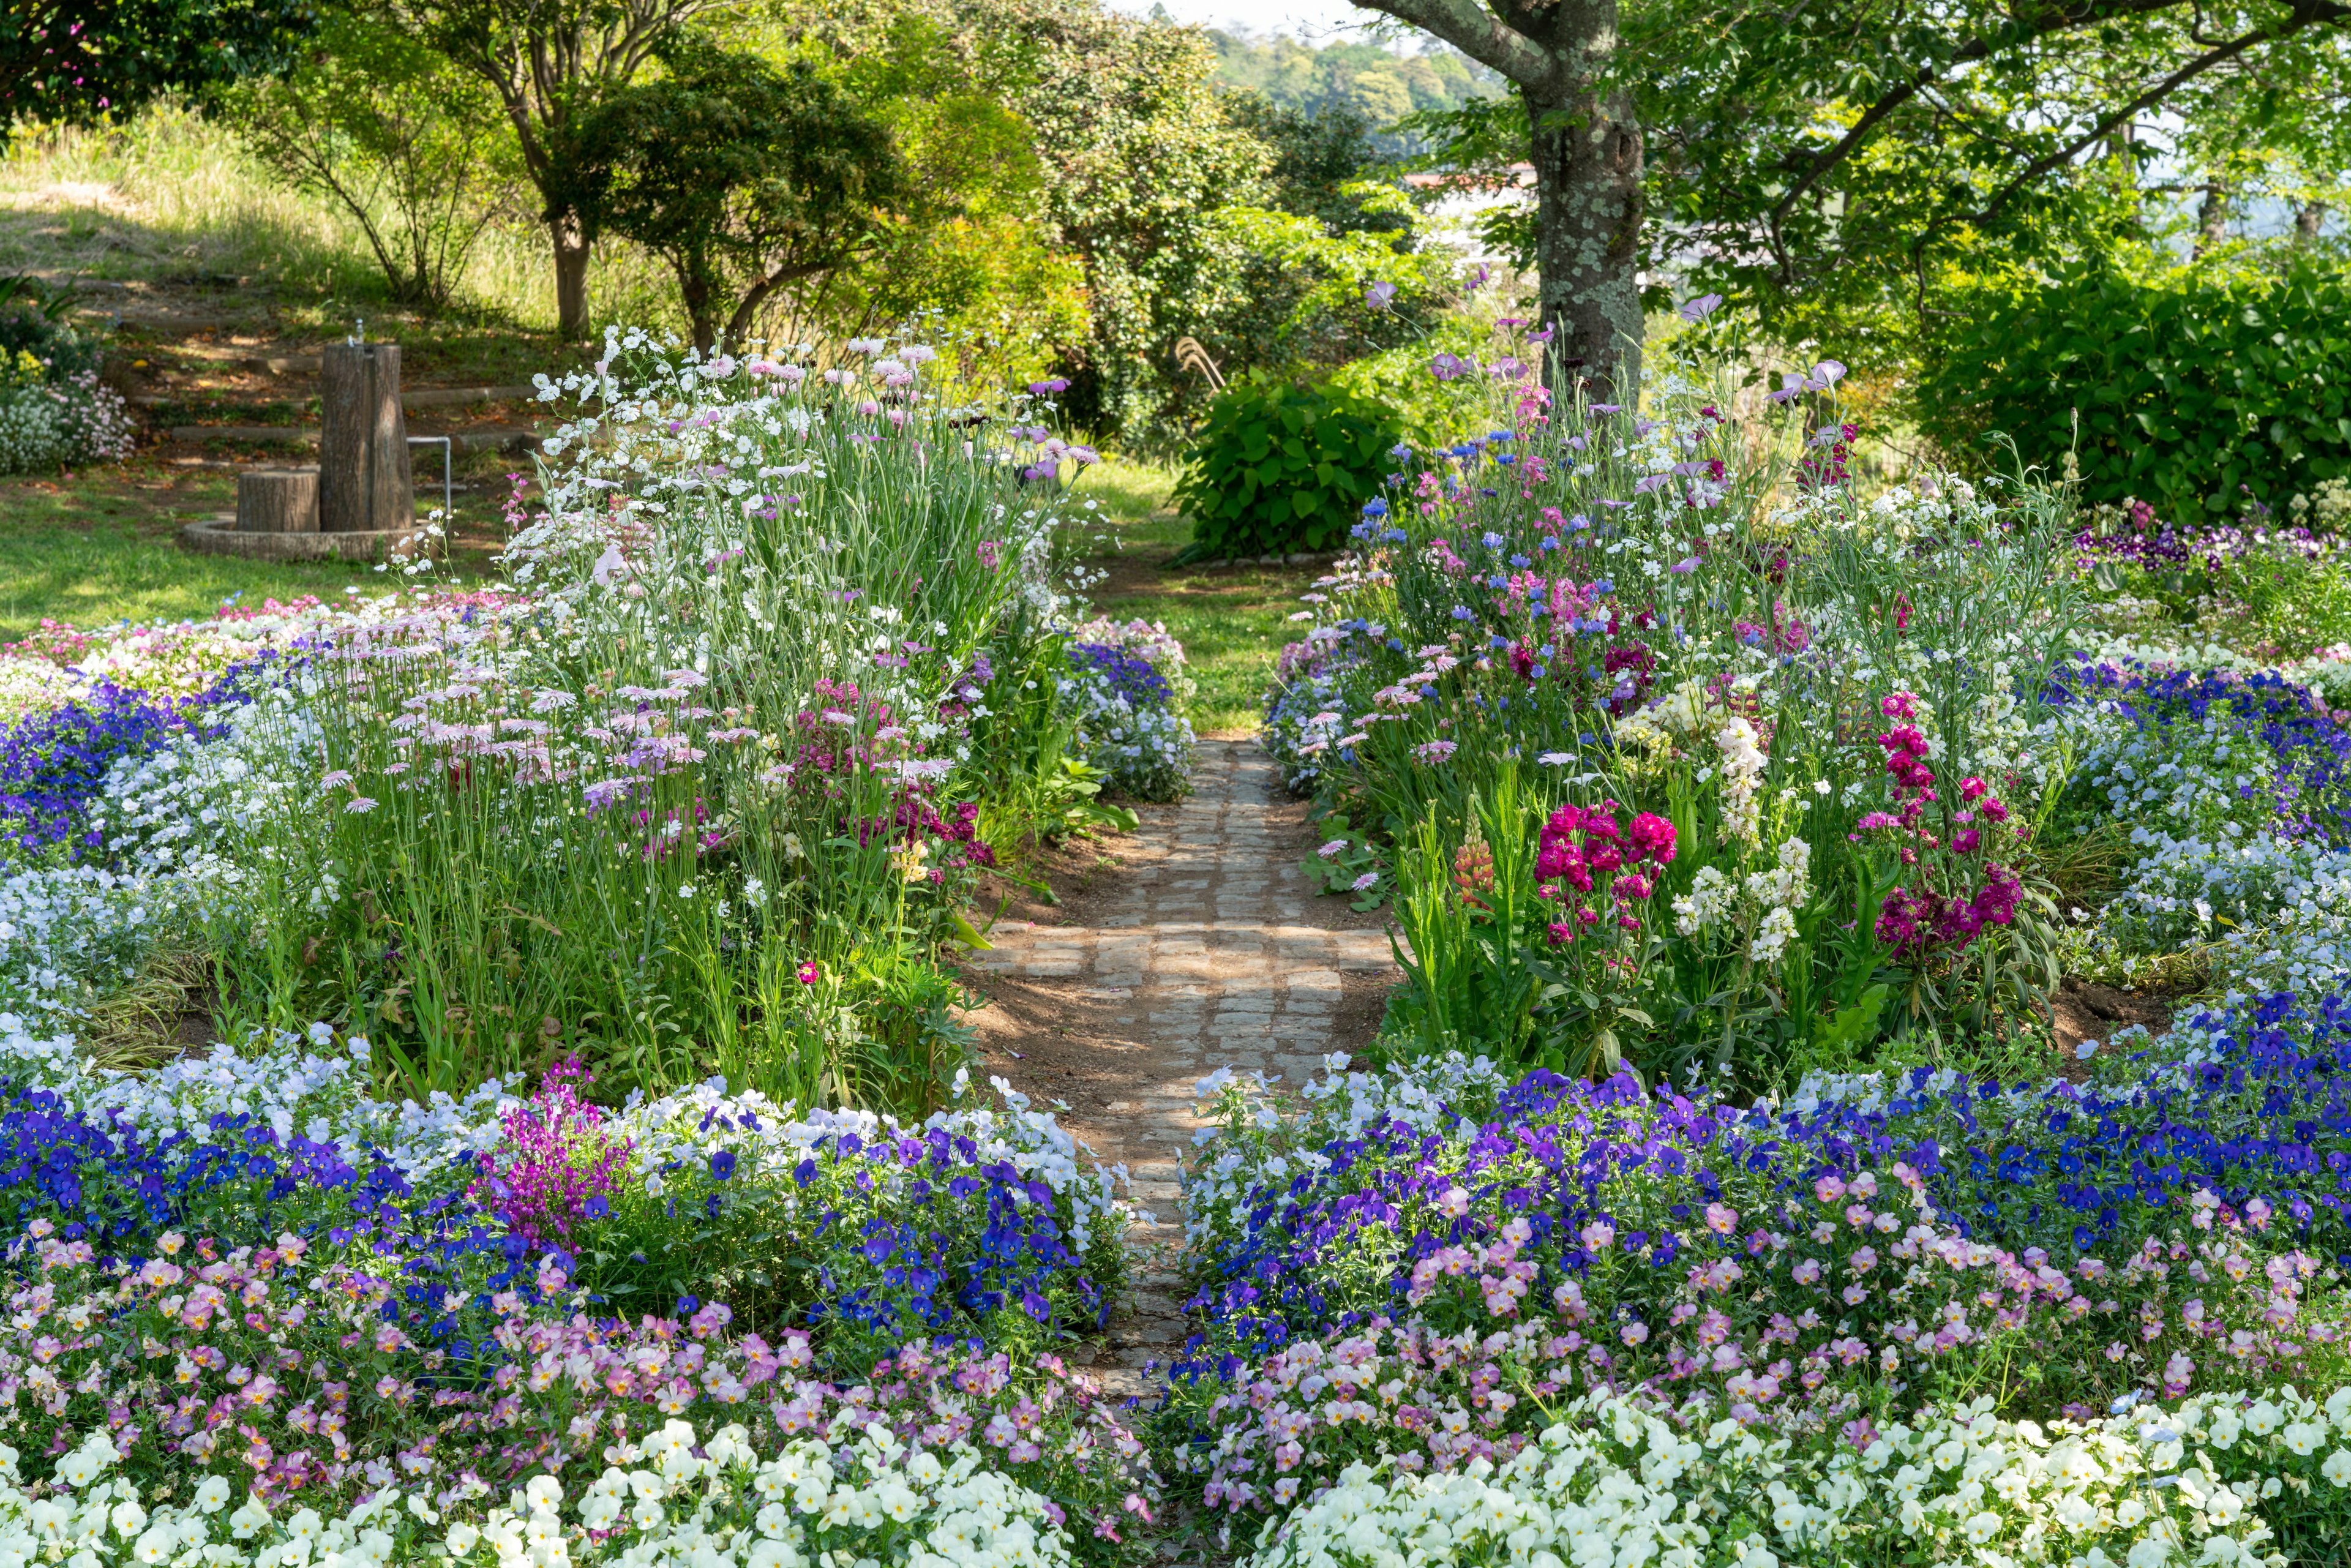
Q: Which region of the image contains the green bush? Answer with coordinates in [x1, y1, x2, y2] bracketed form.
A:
[1174, 374, 1404, 560]
[1918, 258, 2351, 519]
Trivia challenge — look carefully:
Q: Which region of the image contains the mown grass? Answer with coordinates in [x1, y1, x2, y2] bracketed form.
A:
[1067, 457, 1312, 736]
[0, 464, 500, 631]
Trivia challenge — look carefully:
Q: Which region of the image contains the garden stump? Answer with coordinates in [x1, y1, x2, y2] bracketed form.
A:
[320, 342, 414, 533]
[234, 467, 320, 533]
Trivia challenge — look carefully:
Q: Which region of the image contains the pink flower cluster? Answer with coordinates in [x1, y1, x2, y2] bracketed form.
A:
[1536, 801, 1675, 944]
[1, 1231, 1158, 1560]
[1177, 1171, 2342, 1523]
[1861, 692, 2024, 958]
[466, 1058, 633, 1245]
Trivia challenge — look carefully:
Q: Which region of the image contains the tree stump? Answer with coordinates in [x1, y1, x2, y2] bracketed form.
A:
[235, 467, 320, 533]
[320, 343, 413, 533]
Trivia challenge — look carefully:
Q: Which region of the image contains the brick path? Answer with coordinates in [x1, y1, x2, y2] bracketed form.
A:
[966, 739, 1395, 1396]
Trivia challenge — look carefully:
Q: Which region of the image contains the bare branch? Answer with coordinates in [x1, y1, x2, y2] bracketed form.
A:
[1344, 0, 1553, 88]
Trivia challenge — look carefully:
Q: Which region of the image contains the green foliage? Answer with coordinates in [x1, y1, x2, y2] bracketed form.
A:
[2, 0, 312, 126]
[1222, 96, 1400, 238]
[1173, 375, 1404, 561]
[1208, 28, 1500, 157]
[564, 51, 908, 353]
[0, 277, 99, 381]
[966, 0, 1270, 441]
[1618, 0, 2351, 370]
[1918, 258, 2351, 517]
[228, 9, 514, 312]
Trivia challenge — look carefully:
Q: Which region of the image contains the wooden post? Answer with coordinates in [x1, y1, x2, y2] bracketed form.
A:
[236, 467, 319, 532]
[319, 342, 413, 533]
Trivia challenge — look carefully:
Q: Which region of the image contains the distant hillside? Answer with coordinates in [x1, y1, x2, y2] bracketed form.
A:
[1208, 29, 1501, 153]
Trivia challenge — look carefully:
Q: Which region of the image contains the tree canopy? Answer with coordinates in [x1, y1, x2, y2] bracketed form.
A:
[562, 50, 909, 353]
[3, 0, 312, 124]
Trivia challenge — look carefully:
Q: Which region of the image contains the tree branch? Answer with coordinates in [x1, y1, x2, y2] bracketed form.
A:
[1961, 3, 2345, 231]
[1764, 0, 2213, 232]
[1345, 0, 1553, 88]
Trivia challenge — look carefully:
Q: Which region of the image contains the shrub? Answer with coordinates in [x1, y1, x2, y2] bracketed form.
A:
[1172, 375, 1403, 561]
[1918, 258, 2351, 520]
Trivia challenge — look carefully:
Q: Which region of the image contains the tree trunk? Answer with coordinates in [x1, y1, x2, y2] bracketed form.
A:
[2297, 200, 2328, 247]
[1526, 80, 1644, 396]
[320, 343, 413, 533]
[551, 214, 592, 342]
[2194, 180, 2230, 260]
[236, 467, 319, 533]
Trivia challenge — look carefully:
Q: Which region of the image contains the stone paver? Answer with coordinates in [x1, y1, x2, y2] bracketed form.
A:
[967, 739, 1395, 1396]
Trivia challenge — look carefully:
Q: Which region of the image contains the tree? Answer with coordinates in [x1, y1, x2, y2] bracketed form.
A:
[4, 0, 310, 124]
[923, 0, 1272, 437]
[231, 10, 516, 310]
[1368, 0, 2351, 389]
[387, 0, 718, 340]
[1634, 0, 2351, 361]
[562, 51, 908, 353]
[1338, 0, 1646, 388]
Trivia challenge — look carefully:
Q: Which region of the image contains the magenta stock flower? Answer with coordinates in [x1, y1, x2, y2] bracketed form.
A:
[467, 1058, 632, 1246]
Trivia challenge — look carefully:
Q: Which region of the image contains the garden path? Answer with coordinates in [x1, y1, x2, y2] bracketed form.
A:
[961, 739, 1397, 1398]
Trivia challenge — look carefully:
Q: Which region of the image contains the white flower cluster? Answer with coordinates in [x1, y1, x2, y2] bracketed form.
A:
[509, 327, 1067, 758]
[0, 1019, 511, 1177]
[1673, 835, 1813, 963]
[623, 1070, 1128, 1255]
[2093, 831, 2351, 955]
[0, 367, 135, 475]
[1249, 1386, 2351, 1568]
[0, 864, 210, 1032]
[2, 1419, 1072, 1568]
[1183, 1052, 1510, 1252]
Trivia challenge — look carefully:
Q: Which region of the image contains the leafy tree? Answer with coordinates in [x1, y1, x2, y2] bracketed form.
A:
[1223, 94, 1400, 238]
[961, 0, 1270, 438]
[231, 9, 516, 311]
[385, 0, 720, 340]
[561, 50, 908, 353]
[3, 0, 311, 124]
[1632, 0, 2351, 364]
[798, 0, 1449, 440]
[801, 69, 1090, 387]
[1361, 0, 2351, 390]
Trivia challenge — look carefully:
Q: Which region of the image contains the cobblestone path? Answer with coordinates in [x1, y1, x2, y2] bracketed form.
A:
[965, 738, 1396, 1397]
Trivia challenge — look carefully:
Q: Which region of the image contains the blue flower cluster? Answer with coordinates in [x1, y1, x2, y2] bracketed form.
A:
[796, 1124, 1109, 1348]
[1185, 992, 2351, 1357]
[1063, 640, 1194, 801]
[2049, 656, 2351, 844]
[0, 651, 274, 855]
[0, 1076, 561, 1368]
[0, 683, 190, 852]
[1070, 642, 1174, 709]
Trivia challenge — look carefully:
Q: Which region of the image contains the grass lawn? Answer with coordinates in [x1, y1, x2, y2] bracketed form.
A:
[0, 463, 503, 632]
[1068, 459, 1313, 736]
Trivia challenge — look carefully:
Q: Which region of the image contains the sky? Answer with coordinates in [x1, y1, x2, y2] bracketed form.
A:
[1101, 0, 1390, 41]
